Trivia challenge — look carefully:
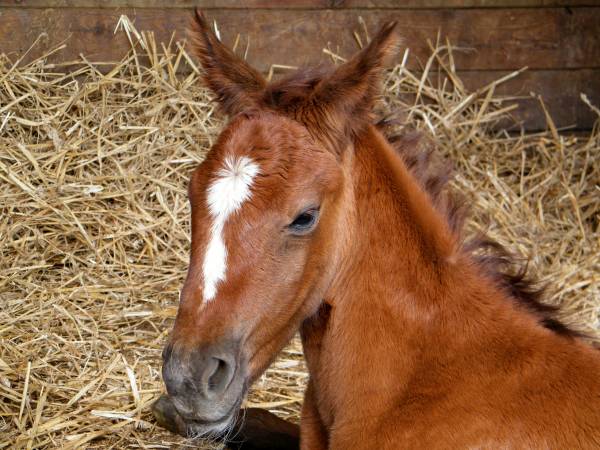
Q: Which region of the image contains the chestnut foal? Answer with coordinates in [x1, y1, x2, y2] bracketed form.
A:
[154, 11, 600, 449]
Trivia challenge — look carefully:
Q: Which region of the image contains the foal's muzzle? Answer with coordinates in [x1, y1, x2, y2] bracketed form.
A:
[161, 339, 245, 434]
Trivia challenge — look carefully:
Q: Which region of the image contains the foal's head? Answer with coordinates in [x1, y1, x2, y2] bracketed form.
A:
[162, 11, 398, 434]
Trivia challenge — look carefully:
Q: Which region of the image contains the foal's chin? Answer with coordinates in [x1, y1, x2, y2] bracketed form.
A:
[171, 384, 247, 439]
[171, 396, 243, 439]
[184, 413, 236, 439]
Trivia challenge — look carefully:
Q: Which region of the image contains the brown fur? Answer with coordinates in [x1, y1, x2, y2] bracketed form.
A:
[163, 11, 600, 449]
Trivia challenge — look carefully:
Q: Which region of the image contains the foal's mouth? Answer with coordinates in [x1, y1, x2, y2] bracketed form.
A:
[179, 392, 246, 438]
[153, 393, 243, 439]
[175, 406, 238, 440]
[185, 413, 235, 437]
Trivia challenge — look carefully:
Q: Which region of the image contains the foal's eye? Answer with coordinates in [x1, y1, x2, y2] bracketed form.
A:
[288, 208, 319, 234]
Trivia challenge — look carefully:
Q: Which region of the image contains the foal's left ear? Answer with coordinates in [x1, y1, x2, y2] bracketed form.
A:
[309, 22, 399, 145]
[189, 10, 267, 116]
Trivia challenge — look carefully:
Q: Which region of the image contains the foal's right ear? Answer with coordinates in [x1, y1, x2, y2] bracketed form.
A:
[189, 10, 266, 116]
[302, 21, 399, 152]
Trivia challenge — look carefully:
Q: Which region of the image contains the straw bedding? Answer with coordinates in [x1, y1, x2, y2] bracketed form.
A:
[1, 18, 598, 449]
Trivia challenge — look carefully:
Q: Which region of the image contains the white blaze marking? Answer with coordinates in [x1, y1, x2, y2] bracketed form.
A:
[203, 155, 259, 302]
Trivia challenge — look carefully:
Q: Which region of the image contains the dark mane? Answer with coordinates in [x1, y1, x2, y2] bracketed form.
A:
[376, 118, 581, 339]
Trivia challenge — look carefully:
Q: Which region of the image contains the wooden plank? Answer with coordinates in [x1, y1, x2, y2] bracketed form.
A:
[1, 0, 597, 9]
[0, 8, 599, 71]
[458, 69, 600, 130]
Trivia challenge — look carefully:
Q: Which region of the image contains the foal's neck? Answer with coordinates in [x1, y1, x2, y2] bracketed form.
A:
[320, 126, 549, 419]
[332, 126, 530, 331]
[335, 126, 458, 303]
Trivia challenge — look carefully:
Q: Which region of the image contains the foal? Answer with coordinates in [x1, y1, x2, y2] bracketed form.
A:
[155, 11, 600, 449]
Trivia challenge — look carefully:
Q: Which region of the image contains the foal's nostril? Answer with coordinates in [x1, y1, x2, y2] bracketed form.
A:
[162, 342, 240, 413]
[202, 356, 234, 398]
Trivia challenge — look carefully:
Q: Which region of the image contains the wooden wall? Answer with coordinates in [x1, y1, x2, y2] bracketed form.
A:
[1, 1, 599, 131]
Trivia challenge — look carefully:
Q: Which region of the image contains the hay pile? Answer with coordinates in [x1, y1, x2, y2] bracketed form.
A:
[1, 18, 598, 449]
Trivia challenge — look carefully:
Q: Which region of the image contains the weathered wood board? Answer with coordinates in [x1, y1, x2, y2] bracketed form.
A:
[459, 69, 599, 130]
[0, 3, 598, 130]
[1, 8, 598, 71]
[2, 0, 599, 8]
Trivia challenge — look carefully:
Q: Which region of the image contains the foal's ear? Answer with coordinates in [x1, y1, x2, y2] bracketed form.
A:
[311, 22, 399, 143]
[189, 10, 266, 116]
